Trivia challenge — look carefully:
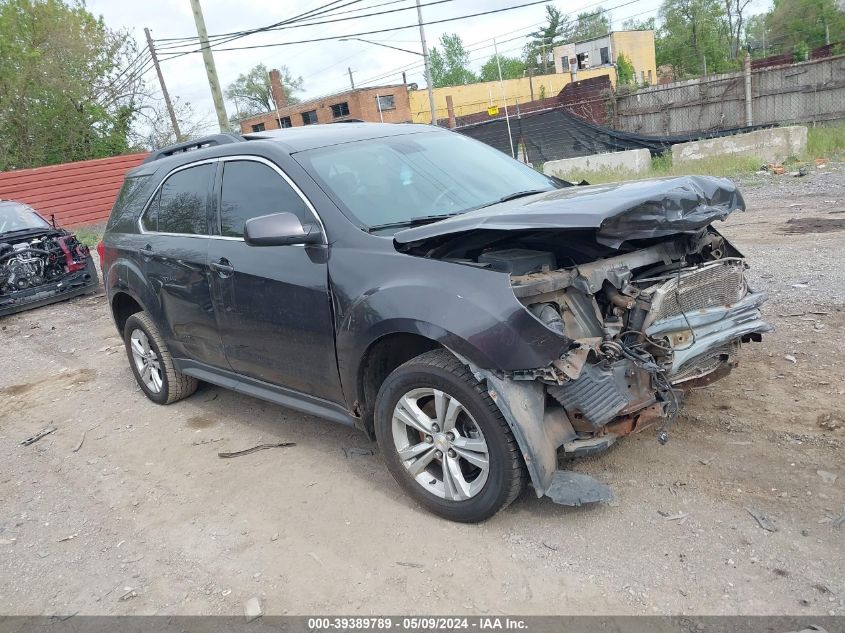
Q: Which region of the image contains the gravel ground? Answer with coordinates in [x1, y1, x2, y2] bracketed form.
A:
[1, 164, 843, 617]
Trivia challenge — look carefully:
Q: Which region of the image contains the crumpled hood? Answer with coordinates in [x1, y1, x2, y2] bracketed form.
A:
[394, 175, 745, 249]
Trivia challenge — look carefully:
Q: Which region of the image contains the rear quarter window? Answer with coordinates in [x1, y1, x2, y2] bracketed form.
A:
[107, 175, 152, 232]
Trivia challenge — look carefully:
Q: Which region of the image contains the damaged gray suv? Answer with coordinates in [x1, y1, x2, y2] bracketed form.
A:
[102, 123, 770, 522]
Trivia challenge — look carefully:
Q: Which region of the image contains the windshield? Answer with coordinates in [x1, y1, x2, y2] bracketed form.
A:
[296, 131, 557, 231]
[0, 201, 51, 233]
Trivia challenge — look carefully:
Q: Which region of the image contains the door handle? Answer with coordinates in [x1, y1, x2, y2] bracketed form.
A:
[139, 245, 154, 258]
[209, 258, 234, 277]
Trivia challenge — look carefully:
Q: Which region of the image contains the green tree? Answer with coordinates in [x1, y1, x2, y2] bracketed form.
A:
[622, 16, 657, 30]
[657, 0, 733, 78]
[616, 53, 636, 85]
[765, 0, 845, 55]
[479, 55, 526, 82]
[571, 8, 612, 41]
[0, 0, 145, 170]
[225, 63, 303, 117]
[429, 34, 477, 87]
[525, 6, 572, 74]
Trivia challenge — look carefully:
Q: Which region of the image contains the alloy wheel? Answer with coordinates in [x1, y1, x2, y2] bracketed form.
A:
[130, 328, 163, 394]
[391, 387, 490, 501]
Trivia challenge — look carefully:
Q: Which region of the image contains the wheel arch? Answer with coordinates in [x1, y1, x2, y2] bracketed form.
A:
[356, 331, 443, 435]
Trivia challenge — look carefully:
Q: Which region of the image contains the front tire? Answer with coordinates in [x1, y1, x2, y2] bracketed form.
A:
[374, 349, 526, 522]
[124, 312, 198, 405]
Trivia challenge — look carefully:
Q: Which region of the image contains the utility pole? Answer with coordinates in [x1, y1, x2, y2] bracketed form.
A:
[494, 38, 515, 159]
[144, 27, 182, 142]
[416, 0, 437, 126]
[189, 0, 230, 132]
[348, 67, 355, 89]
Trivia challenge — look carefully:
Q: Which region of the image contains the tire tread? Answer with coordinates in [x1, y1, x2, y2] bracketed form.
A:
[126, 312, 198, 404]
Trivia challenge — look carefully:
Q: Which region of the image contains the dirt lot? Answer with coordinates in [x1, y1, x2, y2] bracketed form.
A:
[1, 165, 844, 617]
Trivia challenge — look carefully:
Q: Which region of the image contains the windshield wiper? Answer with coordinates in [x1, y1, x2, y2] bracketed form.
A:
[367, 213, 458, 233]
[478, 189, 550, 209]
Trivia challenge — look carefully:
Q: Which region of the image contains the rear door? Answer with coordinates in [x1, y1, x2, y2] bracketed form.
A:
[208, 157, 343, 403]
[138, 161, 228, 368]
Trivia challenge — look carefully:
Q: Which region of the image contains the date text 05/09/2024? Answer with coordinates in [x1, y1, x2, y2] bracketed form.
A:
[307, 617, 528, 630]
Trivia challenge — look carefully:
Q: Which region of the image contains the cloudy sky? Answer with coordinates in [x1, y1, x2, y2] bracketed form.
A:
[87, 0, 674, 132]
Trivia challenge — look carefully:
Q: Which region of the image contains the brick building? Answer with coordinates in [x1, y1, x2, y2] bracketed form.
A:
[238, 73, 412, 133]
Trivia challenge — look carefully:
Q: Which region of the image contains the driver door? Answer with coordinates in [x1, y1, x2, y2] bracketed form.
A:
[208, 157, 343, 404]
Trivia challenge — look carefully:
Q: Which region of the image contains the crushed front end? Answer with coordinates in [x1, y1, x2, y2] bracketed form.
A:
[509, 228, 770, 460]
[395, 176, 771, 504]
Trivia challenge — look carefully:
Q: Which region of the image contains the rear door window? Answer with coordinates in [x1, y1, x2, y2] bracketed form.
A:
[219, 160, 311, 238]
[144, 163, 213, 234]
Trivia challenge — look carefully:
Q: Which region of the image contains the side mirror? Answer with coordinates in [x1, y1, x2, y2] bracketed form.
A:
[244, 212, 322, 247]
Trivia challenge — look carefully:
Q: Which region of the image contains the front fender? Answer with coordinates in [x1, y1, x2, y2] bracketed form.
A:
[332, 262, 571, 405]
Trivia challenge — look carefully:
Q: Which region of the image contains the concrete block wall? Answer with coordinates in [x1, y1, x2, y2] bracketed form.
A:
[672, 126, 808, 164]
[543, 148, 652, 179]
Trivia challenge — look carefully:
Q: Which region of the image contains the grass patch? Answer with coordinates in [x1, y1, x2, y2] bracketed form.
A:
[805, 122, 845, 159]
[72, 223, 105, 248]
[555, 153, 763, 185]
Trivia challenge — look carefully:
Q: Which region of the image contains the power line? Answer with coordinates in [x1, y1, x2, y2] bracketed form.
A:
[155, 0, 579, 59]
[156, 0, 455, 50]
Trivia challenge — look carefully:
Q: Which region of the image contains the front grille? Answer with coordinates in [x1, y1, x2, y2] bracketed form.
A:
[648, 260, 746, 324]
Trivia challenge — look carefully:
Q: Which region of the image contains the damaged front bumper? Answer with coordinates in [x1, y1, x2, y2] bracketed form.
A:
[0, 264, 99, 317]
[459, 247, 771, 507]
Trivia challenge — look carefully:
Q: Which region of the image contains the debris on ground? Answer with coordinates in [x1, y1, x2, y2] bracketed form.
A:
[816, 470, 837, 484]
[192, 437, 226, 446]
[21, 426, 57, 446]
[72, 431, 86, 453]
[118, 587, 137, 601]
[57, 533, 78, 542]
[746, 507, 778, 532]
[243, 596, 263, 622]
[396, 561, 424, 568]
[343, 446, 375, 458]
[784, 355, 797, 364]
[218, 442, 296, 458]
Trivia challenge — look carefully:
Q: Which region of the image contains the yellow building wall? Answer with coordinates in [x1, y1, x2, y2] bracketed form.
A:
[610, 31, 657, 85]
[408, 67, 617, 123]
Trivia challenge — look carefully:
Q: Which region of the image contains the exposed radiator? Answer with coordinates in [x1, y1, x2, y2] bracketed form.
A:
[647, 260, 746, 324]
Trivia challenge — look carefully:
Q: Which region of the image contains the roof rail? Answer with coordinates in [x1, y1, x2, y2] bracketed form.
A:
[143, 133, 243, 164]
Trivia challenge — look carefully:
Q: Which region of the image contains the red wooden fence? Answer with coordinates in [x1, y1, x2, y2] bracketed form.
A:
[0, 153, 149, 227]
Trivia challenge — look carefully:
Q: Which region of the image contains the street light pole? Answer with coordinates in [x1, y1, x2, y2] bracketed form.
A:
[416, 0, 437, 126]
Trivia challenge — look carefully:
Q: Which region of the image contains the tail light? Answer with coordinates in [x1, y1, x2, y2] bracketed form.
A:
[97, 240, 105, 268]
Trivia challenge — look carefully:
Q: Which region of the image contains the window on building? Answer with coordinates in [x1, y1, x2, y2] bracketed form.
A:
[560, 56, 570, 71]
[376, 94, 396, 111]
[251, 123, 266, 132]
[219, 161, 312, 238]
[330, 102, 350, 118]
[576, 52, 590, 69]
[600, 47, 610, 65]
[641, 70, 646, 84]
[647, 69, 653, 85]
[301, 110, 318, 125]
[143, 164, 213, 235]
[278, 116, 292, 128]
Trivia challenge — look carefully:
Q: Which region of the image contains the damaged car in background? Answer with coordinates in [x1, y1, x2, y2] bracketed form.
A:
[102, 125, 770, 522]
[0, 200, 98, 317]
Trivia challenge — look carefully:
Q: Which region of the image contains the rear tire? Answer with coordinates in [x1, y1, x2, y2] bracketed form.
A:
[374, 349, 526, 522]
[124, 312, 197, 405]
